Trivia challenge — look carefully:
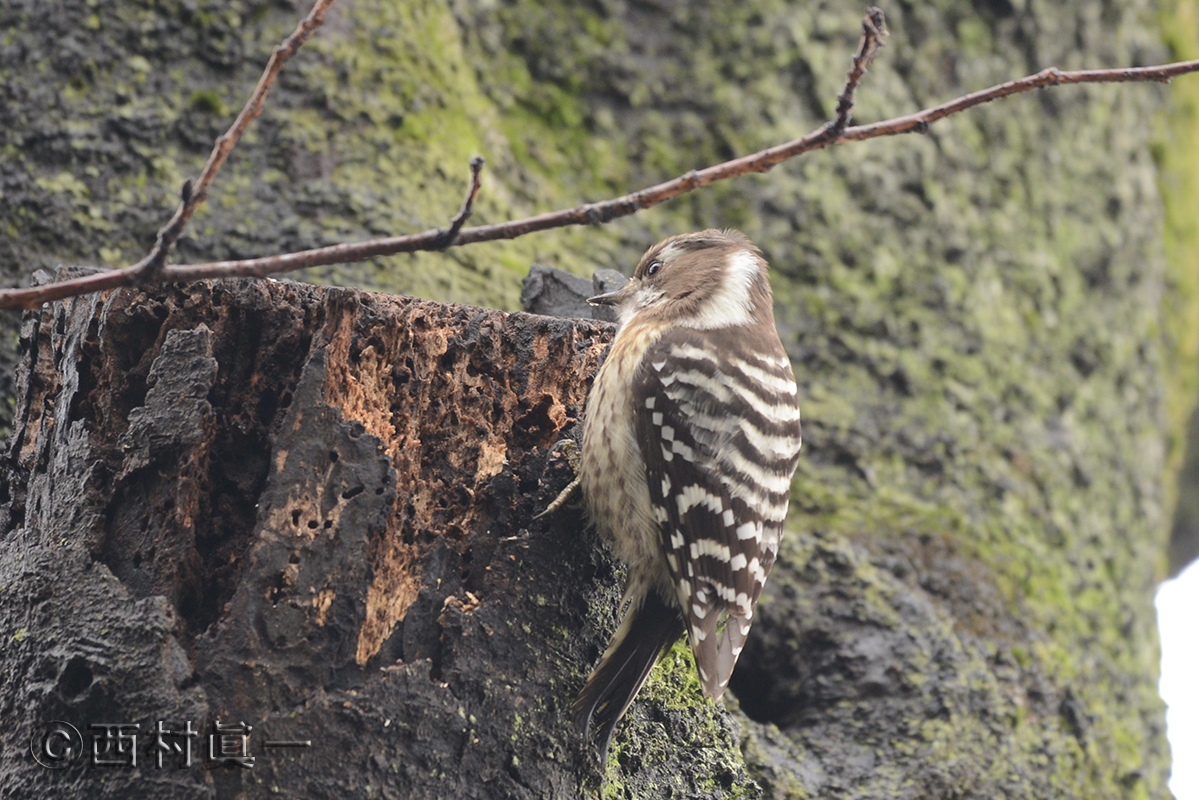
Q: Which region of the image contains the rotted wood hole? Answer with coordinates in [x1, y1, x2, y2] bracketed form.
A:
[0, 275, 636, 798]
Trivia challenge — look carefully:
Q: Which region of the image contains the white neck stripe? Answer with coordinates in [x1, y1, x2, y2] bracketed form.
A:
[679, 250, 758, 330]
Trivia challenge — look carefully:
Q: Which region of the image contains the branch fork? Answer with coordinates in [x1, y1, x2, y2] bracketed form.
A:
[436, 157, 486, 250]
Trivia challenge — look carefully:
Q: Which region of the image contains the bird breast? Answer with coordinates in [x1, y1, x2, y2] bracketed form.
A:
[580, 323, 673, 597]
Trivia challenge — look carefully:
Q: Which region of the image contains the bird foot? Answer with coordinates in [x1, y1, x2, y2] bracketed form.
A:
[534, 439, 582, 519]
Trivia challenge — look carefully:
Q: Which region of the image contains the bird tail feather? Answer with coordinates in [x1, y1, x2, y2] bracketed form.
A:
[573, 590, 684, 762]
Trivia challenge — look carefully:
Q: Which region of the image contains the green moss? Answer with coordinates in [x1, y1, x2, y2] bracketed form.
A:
[34, 171, 91, 202]
[598, 639, 757, 796]
[642, 639, 707, 712]
[188, 89, 229, 116]
[1159, 0, 1199, 481]
[727, 1, 1183, 794]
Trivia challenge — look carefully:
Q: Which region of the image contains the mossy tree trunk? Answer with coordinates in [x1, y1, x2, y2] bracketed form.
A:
[2, 0, 1196, 798]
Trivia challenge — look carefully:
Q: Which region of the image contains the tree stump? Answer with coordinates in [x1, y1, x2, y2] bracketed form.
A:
[2, 277, 756, 797]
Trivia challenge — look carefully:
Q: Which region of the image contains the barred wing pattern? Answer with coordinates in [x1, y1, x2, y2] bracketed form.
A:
[633, 326, 802, 698]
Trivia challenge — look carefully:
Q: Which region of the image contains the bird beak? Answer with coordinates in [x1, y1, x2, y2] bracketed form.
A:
[587, 290, 623, 307]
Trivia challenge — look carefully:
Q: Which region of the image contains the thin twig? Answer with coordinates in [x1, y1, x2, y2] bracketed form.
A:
[4, 32, 1199, 309]
[838, 62, 1186, 141]
[131, 0, 337, 283]
[827, 7, 888, 138]
[437, 157, 486, 249]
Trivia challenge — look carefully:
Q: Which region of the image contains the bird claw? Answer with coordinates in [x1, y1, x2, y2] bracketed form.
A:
[534, 439, 582, 519]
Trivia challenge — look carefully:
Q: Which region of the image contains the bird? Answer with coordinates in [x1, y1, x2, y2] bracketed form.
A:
[571, 228, 803, 760]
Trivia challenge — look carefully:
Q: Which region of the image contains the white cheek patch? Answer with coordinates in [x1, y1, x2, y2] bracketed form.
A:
[680, 250, 759, 330]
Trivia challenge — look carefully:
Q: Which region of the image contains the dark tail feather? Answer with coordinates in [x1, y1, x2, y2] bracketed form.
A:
[573, 590, 685, 762]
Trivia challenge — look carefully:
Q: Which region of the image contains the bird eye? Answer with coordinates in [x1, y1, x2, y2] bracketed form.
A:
[646, 260, 663, 277]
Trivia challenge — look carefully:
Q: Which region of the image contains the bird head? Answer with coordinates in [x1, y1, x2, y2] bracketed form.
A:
[588, 229, 774, 330]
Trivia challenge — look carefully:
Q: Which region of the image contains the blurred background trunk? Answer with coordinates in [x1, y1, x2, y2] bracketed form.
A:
[2, 0, 1197, 797]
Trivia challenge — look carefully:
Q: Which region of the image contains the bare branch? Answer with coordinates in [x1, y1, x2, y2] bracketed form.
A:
[437, 157, 487, 250]
[828, 7, 889, 138]
[3, 15, 1199, 310]
[838, 61, 1192, 142]
[130, 0, 338, 283]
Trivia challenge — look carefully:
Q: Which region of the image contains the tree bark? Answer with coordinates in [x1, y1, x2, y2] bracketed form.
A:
[3, 276, 646, 797]
[2, 0, 1197, 798]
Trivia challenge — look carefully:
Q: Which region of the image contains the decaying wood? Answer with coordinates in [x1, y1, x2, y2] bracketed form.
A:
[0, 275, 640, 797]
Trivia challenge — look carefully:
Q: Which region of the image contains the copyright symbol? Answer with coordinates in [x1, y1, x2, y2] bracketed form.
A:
[30, 721, 83, 769]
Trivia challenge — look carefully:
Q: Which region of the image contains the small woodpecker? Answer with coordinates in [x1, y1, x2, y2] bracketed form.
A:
[573, 229, 803, 759]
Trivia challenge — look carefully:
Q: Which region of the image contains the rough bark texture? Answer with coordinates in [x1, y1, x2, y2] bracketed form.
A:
[4, 275, 729, 797]
[2, 0, 1199, 798]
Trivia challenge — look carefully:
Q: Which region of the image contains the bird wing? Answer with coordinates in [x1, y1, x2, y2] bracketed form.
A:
[633, 326, 802, 698]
